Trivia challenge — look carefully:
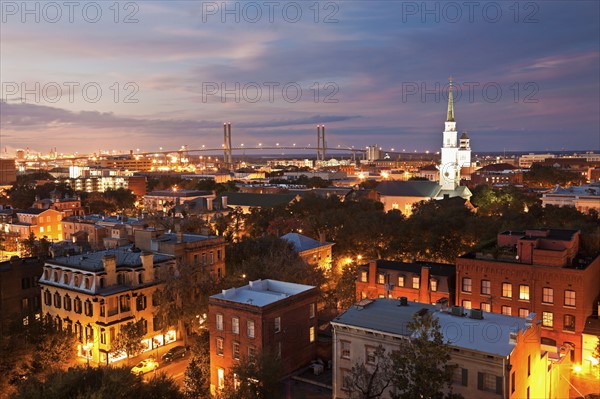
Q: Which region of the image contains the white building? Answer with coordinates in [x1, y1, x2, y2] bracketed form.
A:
[439, 79, 471, 190]
[541, 183, 600, 214]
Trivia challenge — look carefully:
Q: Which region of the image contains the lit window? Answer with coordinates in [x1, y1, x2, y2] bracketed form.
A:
[502, 283, 512, 298]
[218, 368, 225, 390]
[412, 276, 420, 289]
[430, 279, 438, 292]
[502, 306, 512, 316]
[216, 313, 223, 331]
[542, 287, 553, 304]
[481, 280, 491, 295]
[309, 326, 315, 343]
[462, 300, 472, 309]
[519, 285, 529, 301]
[481, 302, 491, 312]
[462, 278, 472, 293]
[247, 319, 255, 338]
[309, 303, 316, 319]
[564, 290, 576, 307]
[398, 276, 404, 287]
[519, 308, 529, 318]
[360, 271, 367, 283]
[377, 274, 385, 285]
[274, 317, 281, 333]
[542, 312, 553, 328]
[232, 317, 239, 334]
[563, 314, 575, 331]
[216, 337, 224, 356]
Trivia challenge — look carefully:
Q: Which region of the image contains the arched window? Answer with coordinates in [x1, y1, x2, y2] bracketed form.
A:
[53, 271, 59, 282]
[84, 300, 93, 317]
[74, 297, 82, 314]
[84, 277, 91, 290]
[99, 277, 106, 289]
[74, 275, 80, 287]
[53, 292, 61, 309]
[63, 273, 69, 284]
[138, 273, 143, 284]
[64, 294, 72, 311]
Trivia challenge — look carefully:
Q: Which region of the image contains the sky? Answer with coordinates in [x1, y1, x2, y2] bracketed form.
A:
[1, 1, 599, 155]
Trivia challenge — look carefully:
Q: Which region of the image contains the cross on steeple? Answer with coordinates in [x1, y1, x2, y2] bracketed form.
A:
[446, 76, 455, 122]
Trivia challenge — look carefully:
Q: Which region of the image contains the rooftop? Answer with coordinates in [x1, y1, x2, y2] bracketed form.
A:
[154, 232, 221, 244]
[363, 260, 455, 277]
[48, 248, 173, 272]
[281, 232, 333, 253]
[211, 279, 315, 307]
[332, 298, 530, 357]
[544, 183, 600, 197]
[147, 190, 212, 197]
[221, 192, 298, 208]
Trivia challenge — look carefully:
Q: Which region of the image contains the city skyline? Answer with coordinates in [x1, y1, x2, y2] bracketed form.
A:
[1, 1, 599, 154]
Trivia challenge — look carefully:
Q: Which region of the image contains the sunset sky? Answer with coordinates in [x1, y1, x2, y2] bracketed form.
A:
[1, 1, 599, 155]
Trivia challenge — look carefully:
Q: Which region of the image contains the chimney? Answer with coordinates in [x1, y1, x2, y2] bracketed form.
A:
[419, 266, 430, 303]
[368, 261, 377, 285]
[103, 254, 117, 286]
[319, 232, 326, 244]
[140, 251, 154, 283]
[222, 196, 228, 208]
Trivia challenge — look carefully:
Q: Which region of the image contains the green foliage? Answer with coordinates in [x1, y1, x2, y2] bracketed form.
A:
[523, 163, 586, 188]
[335, 263, 359, 311]
[470, 185, 539, 217]
[110, 320, 146, 358]
[82, 188, 136, 214]
[183, 356, 210, 399]
[344, 345, 393, 399]
[390, 312, 459, 399]
[10, 366, 183, 399]
[217, 351, 282, 399]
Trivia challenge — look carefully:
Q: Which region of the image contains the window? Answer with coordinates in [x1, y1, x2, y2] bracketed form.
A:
[341, 341, 351, 359]
[564, 290, 576, 307]
[430, 279, 438, 292]
[365, 346, 376, 364]
[542, 311, 553, 328]
[248, 346, 256, 360]
[216, 338, 224, 356]
[454, 367, 468, 387]
[377, 274, 385, 284]
[100, 328, 106, 345]
[210, 252, 214, 264]
[64, 295, 72, 311]
[309, 303, 316, 319]
[481, 280, 491, 295]
[462, 277, 472, 293]
[542, 287, 554, 304]
[21, 277, 30, 290]
[217, 368, 225, 390]
[501, 306, 512, 316]
[462, 300, 472, 309]
[43, 290, 51, 306]
[342, 369, 351, 390]
[398, 275, 404, 287]
[232, 317, 239, 335]
[233, 341, 240, 360]
[412, 276, 420, 289]
[247, 319, 255, 338]
[53, 292, 61, 308]
[480, 302, 491, 312]
[360, 271, 367, 283]
[511, 371, 515, 393]
[502, 283, 512, 298]
[527, 355, 531, 376]
[519, 308, 529, 318]
[84, 277, 91, 290]
[84, 300, 93, 316]
[519, 285, 530, 301]
[563, 314, 575, 331]
[21, 298, 29, 311]
[274, 317, 281, 333]
[309, 326, 315, 343]
[216, 313, 223, 331]
[136, 295, 147, 311]
[477, 372, 498, 393]
[74, 297, 82, 314]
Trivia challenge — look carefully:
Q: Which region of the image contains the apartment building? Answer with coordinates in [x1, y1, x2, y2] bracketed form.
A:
[10, 208, 62, 242]
[39, 248, 177, 364]
[281, 232, 334, 266]
[331, 298, 570, 399]
[208, 279, 319, 394]
[356, 260, 456, 306]
[456, 229, 600, 363]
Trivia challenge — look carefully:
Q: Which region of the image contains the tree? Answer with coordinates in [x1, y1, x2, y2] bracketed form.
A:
[335, 263, 358, 311]
[217, 351, 282, 399]
[390, 311, 459, 399]
[110, 320, 146, 359]
[183, 356, 210, 399]
[344, 345, 393, 399]
[10, 365, 184, 399]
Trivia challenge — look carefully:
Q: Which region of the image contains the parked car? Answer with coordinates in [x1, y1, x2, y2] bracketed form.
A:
[162, 345, 187, 362]
[131, 357, 158, 375]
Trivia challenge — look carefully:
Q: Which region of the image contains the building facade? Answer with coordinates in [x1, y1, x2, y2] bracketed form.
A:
[331, 299, 570, 399]
[39, 249, 177, 364]
[280, 232, 334, 267]
[10, 208, 63, 242]
[456, 229, 600, 363]
[208, 279, 319, 394]
[356, 260, 456, 306]
[541, 184, 600, 215]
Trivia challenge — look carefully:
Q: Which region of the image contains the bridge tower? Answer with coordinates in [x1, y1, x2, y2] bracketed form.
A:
[223, 122, 233, 167]
[317, 125, 326, 161]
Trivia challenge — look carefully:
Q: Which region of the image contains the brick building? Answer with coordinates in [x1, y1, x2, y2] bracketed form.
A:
[356, 260, 456, 306]
[208, 279, 319, 394]
[281, 232, 334, 266]
[470, 163, 523, 187]
[456, 229, 600, 363]
[0, 159, 17, 185]
[0, 257, 43, 338]
[10, 208, 63, 242]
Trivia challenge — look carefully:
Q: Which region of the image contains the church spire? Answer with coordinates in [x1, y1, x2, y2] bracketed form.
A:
[446, 76, 455, 122]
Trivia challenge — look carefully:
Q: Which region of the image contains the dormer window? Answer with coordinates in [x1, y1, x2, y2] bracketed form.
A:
[99, 277, 105, 289]
[63, 273, 69, 284]
[84, 277, 91, 290]
[74, 275, 80, 287]
[53, 271, 59, 282]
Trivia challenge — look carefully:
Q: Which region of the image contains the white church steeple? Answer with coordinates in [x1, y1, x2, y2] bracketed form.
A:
[439, 77, 471, 190]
